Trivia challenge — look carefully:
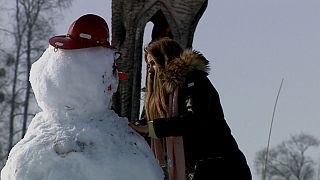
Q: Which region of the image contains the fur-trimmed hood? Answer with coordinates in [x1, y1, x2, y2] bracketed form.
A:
[160, 49, 210, 93]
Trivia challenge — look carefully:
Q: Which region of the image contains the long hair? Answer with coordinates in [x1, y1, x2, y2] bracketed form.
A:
[144, 38, 183, 120]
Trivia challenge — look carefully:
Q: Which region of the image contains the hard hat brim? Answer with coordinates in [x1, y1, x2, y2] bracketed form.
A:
[49, 35, 115, 50]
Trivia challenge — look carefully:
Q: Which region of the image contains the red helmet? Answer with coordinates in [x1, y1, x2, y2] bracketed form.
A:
[49, 14, 114, 49]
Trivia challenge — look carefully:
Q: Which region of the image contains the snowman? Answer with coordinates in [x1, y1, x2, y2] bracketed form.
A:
[1, 14, 164, 180]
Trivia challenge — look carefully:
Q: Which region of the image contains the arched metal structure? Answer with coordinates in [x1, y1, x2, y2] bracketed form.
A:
[111, 0, 208, 121]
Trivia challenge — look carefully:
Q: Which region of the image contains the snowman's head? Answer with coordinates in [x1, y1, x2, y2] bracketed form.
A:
[30, 14, 128, 117]
[30, 46, 122, 116]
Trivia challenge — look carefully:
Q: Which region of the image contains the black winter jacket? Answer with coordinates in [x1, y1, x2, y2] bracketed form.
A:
[149, 50, 252, 179]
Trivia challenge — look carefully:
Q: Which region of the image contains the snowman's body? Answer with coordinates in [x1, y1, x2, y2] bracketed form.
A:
[1, 46, 163, 180]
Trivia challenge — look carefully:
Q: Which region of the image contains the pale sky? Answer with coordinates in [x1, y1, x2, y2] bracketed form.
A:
[55, 1, 320, 179]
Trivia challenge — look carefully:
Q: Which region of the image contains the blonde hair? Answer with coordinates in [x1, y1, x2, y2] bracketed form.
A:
[144, 38, 183, 120]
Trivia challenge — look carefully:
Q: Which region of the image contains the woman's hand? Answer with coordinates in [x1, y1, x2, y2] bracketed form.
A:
[129, 122, 149, 137]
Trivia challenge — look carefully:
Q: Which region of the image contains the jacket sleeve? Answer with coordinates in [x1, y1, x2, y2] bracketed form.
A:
[150, 72, 229, 138]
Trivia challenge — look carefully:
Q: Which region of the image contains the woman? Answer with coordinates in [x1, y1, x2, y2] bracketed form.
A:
[130, 38, 252, 180]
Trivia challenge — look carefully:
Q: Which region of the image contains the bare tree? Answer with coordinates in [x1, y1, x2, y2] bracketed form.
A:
[17, 0, 73, 139]
[0, 0, 73, 160]
[255, 133, 320, 180]
[0, 54, 8, 163]
[0, 50, 17, 162]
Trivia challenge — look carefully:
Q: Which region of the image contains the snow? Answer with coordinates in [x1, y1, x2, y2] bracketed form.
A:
[1, 46, 164, 180]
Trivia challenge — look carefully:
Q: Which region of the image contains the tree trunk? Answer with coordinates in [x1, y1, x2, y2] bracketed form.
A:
[21, 5, 39, 138]
[8, 0, 23, 157]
